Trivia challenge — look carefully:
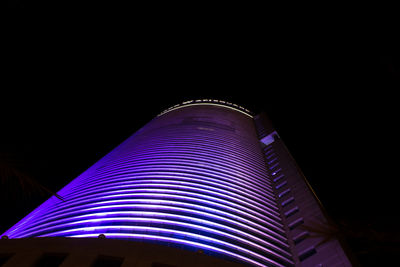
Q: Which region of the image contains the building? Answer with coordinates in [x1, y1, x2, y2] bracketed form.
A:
[0, 100, 353, 266]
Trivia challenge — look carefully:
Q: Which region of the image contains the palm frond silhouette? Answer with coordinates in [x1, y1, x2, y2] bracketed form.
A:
[0, 154, 64, 201]
[298, 218, 342, 248]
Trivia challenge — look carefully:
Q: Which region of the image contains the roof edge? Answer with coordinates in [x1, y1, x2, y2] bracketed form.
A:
[157, 99, 254, 118]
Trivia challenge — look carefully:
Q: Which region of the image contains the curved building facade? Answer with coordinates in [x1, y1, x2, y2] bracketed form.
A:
[1, 100, 353, 267]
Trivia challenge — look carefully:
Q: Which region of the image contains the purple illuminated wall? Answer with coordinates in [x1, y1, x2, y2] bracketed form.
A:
[2, 100, 294, 266]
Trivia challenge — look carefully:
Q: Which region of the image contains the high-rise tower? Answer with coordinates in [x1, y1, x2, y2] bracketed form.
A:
[1, 100, 352, 267]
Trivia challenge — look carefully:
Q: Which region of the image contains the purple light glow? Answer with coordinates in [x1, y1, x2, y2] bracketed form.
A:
[23, 211, 290, 254]
[64, 177, 280, 215]
[72, 233, 274, 267]
[74, 161, 274, 196]
[60, 181, 282, 220]
[68, 170, 278, 208]
[41, 225, 292, 266]
[52, 187, 284, 229]
[2, 101, 293, 267]
[11, 199, 288, 244]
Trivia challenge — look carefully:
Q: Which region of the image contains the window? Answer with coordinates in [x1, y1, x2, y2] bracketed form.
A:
[273, 174, 285, 182]
[271, 168, 282, 176]
[267, 157, 278, 165]
[34, 253, 68, 267]
[275, 181, 287, 190]
[92, 255, 124, 267]
[281, 196, 295, 207]
[284, 206, 299, 217]
[288, 217, 304, 230]
[269, 162, 280, 170]
[278, 188, 290, 198]
[152, 263, 178, 267]
[293, 231, 310, 244]
[298, 246, 317, 261]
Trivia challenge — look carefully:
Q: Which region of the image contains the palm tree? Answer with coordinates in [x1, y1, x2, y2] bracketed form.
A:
[0, 153, 63, 201]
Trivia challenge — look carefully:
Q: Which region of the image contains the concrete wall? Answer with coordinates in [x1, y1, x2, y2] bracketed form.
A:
[0, 237, 245, 267]
[261, 136, 353, 267]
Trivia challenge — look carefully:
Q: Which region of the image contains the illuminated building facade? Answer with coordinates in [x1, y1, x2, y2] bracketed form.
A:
[0, 100, 352, 266]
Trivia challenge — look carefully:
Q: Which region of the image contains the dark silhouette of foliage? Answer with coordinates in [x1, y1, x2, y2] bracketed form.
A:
[0, 153, 63, 201]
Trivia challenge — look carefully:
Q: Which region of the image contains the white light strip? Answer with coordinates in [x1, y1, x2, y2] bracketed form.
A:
[158, 101, 254, 118]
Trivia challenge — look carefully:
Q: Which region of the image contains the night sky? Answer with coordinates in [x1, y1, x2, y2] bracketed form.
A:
[1, 35, 398, 266]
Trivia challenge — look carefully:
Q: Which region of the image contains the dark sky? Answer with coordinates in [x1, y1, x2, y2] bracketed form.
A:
[1, 34, 398, 265]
